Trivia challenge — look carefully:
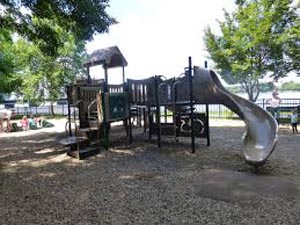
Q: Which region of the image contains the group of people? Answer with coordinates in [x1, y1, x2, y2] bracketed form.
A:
[0, 112, 54, 133]
[269, 83, 298, 134]
[20, 115, 43, 131]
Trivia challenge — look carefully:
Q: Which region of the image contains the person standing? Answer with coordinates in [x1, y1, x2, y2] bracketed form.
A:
[21, 115, 29, 131]
[291, 108, 298, 134]
[270, 87, 281, 124]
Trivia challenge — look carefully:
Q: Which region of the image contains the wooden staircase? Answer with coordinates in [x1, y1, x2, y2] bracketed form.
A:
[60, 99, 103, 160]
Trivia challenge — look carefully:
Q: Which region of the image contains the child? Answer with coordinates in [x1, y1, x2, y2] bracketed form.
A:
[29, 114, 39, 129]
[21, 115, 29, 131]
[35, 115, 43, 127]
[291, 109, 298, 134]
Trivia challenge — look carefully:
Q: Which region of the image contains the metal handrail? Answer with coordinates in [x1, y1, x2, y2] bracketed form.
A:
[87, 99, 97, 120]
[70, 100, 82, 107]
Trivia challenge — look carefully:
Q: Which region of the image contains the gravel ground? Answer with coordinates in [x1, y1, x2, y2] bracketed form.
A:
[0, 119, 299, 225]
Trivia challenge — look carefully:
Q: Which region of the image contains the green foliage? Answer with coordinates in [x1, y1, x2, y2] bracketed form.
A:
[1, 0, 111, 101]
[0, 19, 87, 114]
[0, 0, 116, 57]
[227, 82, 274, 93]
[284, 19, 300, 75]
[18, 18, 88, 108]
[259, 82, 275, 93]
[204, 0, 300, 101]
[0, 29, 13, 77]
[227, 86, 242, 93]
[0, 94, 4, 103]
[0, 29, 23, 93]
[280, 81, 300, 91]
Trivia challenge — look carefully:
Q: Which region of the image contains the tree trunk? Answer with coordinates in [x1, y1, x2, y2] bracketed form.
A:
[245, 80, 260, 102]
[50, 100, 55, 117]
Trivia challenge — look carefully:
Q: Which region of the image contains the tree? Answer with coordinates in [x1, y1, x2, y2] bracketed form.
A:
[284, 18, 300, 75]
[16, 18, 88, 116]
[0, 28, 23, 93]
[204, 0, 300, 101]
[1, 1, 114, 97]
[280, 81, 300, 91]
[259, 82, 275, 93]
[0, 0, 116, 57]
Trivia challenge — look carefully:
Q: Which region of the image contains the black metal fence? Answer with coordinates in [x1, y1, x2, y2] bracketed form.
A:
[12, 105, 69, 116]
[197, 98, 300, 119]
[257, 98, 300, 119]
[6, 98, 300, 119]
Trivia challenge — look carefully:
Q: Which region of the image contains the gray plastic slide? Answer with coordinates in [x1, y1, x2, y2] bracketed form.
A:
[192, 67, 278, 165]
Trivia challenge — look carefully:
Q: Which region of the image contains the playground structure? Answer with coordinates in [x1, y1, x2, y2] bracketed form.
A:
[61, 46, 278, 165]
[126, 57, 210, 150]
[62, 46, 130, 159]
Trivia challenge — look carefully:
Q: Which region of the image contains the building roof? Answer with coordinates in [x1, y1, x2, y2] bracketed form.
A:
[84, 46, 128, 68]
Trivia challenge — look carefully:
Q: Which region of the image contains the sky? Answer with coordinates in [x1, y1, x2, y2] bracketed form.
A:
[85, 0, 236, 84]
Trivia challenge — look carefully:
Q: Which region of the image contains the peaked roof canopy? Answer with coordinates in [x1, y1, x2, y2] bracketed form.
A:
[84, 46, 128, 68]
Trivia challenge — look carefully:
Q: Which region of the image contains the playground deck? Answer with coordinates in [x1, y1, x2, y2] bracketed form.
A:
[0, 119, 299, 224]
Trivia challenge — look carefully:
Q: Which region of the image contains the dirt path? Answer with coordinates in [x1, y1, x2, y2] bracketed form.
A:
[1, 119, 299, 224]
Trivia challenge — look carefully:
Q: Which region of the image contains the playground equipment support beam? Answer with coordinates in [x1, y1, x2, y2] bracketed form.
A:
[206, 104, 210, 146]
[66, 86, 72, 136]
[188, 57, 195, 153]
[155, 76, 161, 148]
[204, 60, 210, 146]
[173, 78, 179, 143]
[104, 64, 108, 92]
[127, 81, 133, 144]
[122, 66, 125, 84]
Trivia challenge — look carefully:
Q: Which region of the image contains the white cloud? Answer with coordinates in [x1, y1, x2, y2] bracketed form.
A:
[86, 0, 235, 84]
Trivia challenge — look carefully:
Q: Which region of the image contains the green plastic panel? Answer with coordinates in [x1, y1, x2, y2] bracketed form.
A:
[103, 93, 129, 122]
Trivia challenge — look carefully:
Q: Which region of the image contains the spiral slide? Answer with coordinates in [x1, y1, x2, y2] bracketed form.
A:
[192, 67, 278, 165]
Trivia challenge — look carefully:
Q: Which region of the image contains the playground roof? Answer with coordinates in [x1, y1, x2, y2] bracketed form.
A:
[84, 46, 128, 68]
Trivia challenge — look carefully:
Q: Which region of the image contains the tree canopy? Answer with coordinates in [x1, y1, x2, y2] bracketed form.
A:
[280, 81, 300, 91]
[0, 29, 23, 93]
[10, 17, 88, 115]
[204, 0, 300, 101]
[0, 0, 116, 57]
[0, 0, 114, 108]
